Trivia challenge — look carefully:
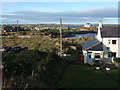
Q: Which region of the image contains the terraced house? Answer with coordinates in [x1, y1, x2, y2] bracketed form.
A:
[82, 21, 120, 63]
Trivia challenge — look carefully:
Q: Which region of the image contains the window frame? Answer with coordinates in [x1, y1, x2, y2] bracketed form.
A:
[108, 40, 111, 44]
[94, 53, 101, 58]
[89, 55, 91, 59]
[111, 52, 116, 57]
[112, 40, 117, 44]
[108, 52, 111, 57]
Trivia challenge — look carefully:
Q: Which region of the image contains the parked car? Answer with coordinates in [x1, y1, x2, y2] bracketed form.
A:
[0, 48, 6, 53]
[1, 46, 28, 53]
[2, 46, 12, 53]
[9, 46, 23, 53]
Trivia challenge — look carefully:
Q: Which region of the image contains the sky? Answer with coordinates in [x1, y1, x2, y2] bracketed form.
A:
[1, 2, 119, 24]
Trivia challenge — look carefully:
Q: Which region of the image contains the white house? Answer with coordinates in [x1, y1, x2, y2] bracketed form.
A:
[82, 21, 120, 63]
[84, 23, 92, 28]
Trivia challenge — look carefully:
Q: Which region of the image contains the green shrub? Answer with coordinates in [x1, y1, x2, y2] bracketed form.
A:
[2, 50, 66, 88]
[35, 43, 41, 50]
[113, 58, 120, 63]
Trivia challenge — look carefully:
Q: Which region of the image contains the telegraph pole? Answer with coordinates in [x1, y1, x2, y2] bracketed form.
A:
[17, 20, 18, 31]
[59, 18, 62, 57]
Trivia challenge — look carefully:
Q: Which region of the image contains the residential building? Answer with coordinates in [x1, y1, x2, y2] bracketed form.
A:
[84, 23, 92, 28]
[82, 21, 120, 63]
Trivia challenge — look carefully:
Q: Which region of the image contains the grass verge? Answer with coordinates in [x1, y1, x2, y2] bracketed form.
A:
[57, 64, 119, 88]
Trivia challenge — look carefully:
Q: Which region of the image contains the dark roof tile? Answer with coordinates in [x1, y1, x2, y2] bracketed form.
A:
[101, 26, 120, 37]
[82, 39, 103, 51]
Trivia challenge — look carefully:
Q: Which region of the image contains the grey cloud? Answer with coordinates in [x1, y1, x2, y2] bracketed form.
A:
[1, 7, 118, 24]
[26, 8, 117, 17]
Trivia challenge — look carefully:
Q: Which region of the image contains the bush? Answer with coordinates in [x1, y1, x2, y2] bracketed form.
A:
[2, 50, 66, 88]
[33, 52, 66, 87]
[114, 58, 120, 63]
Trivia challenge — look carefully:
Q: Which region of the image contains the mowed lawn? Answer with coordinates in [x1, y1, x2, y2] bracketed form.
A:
[57, 64, 119, 88]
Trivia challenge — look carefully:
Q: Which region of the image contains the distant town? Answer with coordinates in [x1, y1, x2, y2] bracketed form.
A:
[0, 23, 117, 32]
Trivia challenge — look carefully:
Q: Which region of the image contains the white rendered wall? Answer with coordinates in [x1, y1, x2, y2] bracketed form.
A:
[83, 51, 87, 63]
[83, 50, 103, 63]
[102, 37, 120, 58]
[118, 38, 120, 58]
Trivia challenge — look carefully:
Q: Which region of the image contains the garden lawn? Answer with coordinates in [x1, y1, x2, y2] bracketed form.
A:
[57, 65, 119, 88]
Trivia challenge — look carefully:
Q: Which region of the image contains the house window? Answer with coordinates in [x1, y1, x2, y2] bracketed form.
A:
[108, 40, 111, 44]
[111, 52, 116, 57]
[108, 52, 111, 57]
[94, 53, 100, 58]
[112, 40, 116, 44]
[89, 55, 91, 58]
[107, 47, 110, 50]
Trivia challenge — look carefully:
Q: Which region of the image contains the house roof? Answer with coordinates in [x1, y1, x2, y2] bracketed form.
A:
[101, 26, 120, 38]
[82, 39, 103, 51]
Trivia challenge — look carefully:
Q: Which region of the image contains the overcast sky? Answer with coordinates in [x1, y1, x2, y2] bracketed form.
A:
[1, 2, 119, 24]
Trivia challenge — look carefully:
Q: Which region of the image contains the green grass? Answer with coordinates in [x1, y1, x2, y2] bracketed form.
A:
[2, 36, 59, 52]
[0, 61, 2, 65]
[57, 65, 119, 88]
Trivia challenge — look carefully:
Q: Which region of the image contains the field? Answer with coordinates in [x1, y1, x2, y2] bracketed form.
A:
[57, 64, 119, 88]
[1, 30, 93, 56]
[1, 30, 99, 88]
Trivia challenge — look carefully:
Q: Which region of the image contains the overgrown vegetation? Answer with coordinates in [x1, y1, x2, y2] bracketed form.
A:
[2, 28, 96, 38]
[2, 50, 67, 88]
[1, 30, 94, 88]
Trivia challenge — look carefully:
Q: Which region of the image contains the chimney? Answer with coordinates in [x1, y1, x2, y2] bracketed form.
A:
[99, 20, 103, 28]
[96, 20, 103, 41]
